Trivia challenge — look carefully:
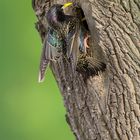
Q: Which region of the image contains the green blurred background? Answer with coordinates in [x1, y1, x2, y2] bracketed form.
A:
[0, 0, 74, 140]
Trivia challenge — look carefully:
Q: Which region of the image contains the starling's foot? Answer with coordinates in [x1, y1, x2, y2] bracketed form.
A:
[84, 34, 90, 50]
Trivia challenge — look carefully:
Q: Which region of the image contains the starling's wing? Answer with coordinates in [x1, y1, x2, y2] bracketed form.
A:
[38, 30, 51, 83]
[38, 27, 63, 82]
[66, 18, 80, 70]
[47, 28, 63, 61]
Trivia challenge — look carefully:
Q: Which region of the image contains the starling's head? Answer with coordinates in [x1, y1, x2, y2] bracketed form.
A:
[46, 2, 73, 28]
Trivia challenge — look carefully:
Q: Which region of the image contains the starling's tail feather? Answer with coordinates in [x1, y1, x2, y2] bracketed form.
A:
[38, 59, 50, 83]
[76, 56, 106, 79]
[86, 57, 106, 75]
[38, 32, 51, 83]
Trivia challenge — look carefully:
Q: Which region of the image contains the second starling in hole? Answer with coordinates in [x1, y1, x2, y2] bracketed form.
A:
[71, 4, 106, 79]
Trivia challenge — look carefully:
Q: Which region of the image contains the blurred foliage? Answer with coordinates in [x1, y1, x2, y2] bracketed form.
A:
[0, 0, 74, 140]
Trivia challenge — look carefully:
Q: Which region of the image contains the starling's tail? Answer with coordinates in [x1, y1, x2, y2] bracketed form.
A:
[76, 56, 106, 79]
[38, 59, 50, 83]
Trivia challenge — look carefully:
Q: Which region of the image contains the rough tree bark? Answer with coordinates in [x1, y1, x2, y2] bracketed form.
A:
[32, 0, 140, 140]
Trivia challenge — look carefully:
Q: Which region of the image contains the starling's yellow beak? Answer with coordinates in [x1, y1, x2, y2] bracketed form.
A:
[62, 2, 73, 9]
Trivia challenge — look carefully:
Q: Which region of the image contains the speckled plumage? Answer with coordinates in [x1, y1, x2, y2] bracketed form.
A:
[39, 4, 65, 82]
[72, 4, 106, 79]
[39, 3, 80, 82]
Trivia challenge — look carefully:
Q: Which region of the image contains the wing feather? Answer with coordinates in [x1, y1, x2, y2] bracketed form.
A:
[66, 18, 80, 70]
[38, 32, 51, 83]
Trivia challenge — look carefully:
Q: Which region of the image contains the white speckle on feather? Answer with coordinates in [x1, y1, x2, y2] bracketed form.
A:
[67, 87, 70, 91]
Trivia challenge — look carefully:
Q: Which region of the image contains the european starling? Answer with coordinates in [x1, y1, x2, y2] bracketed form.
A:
[38, 2, 79, 82]
[46, 3, 80, 63]
[72, 4, 106, 79]
[38, 27, 64, 82]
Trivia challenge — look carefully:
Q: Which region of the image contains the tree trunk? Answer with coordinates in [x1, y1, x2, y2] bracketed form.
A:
[32, 0, 140, 140]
